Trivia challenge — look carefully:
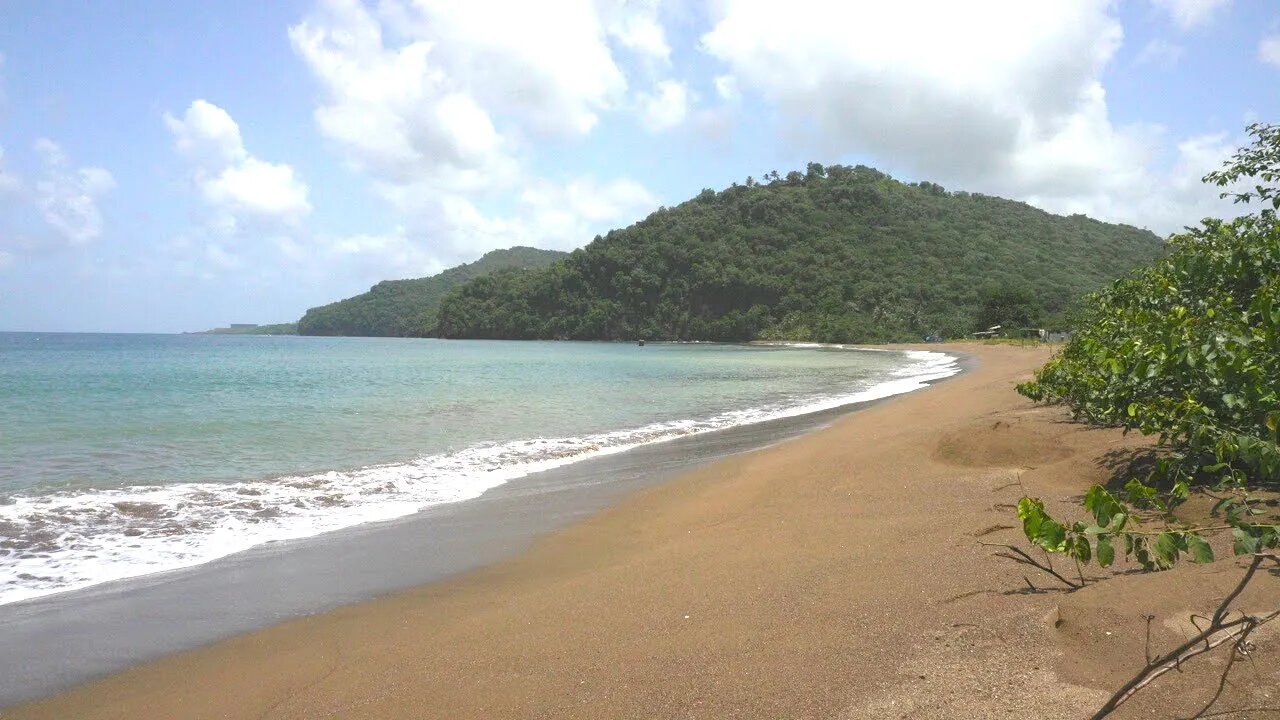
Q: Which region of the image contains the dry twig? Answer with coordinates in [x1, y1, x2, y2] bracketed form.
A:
[979, 541, 1081, 590]
[1090, 553, 1280, 719]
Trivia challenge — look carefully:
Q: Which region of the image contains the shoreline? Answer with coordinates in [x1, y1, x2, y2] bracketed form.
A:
[19, 343, 1270, 718]
[0, 345, 966, 709]
[0, 342, 957, 608]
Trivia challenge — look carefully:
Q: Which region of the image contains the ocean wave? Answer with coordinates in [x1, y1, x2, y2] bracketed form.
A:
[0, 350, 958, 606]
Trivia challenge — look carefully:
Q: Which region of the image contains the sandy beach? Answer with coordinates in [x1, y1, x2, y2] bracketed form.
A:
[7, 343, 1278, 719]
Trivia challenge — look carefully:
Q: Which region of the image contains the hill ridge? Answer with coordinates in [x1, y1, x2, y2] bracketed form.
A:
[297, 246, 567, 337]
[432, 164, 1164, 342]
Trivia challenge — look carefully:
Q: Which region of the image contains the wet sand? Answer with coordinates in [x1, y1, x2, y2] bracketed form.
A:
[7, 343, 1278, 719]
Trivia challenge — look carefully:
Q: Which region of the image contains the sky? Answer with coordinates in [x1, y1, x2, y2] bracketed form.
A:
[0, 0, 1277, 333]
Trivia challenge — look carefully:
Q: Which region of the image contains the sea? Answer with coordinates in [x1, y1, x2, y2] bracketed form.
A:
[0, 332, 958, 606]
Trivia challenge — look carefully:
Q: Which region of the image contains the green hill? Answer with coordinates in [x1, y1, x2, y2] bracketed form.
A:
[434, 164, 1166, 342]
[297, 246, 567, 337]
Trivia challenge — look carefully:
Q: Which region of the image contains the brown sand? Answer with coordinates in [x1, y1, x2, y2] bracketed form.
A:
[8, 343, 1278, 719]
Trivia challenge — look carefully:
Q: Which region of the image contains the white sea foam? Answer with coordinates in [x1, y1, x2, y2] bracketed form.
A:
[0, 349, 958, 606]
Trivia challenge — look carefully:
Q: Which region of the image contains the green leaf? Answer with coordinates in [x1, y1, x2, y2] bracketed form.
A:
[1211, 496, 1235, 516]
[1233, 527, 1260, 555]
[1127, 402, 1138, 417]
[1084, 485, 1125, 527]
[1153, 532, 1179, 569]
[1078, 535, 1092, 563]
[1096, 536, 1115, 567]
[1107, 512, 1129, 533]
[1186, 534, 1215, 563]
[1017, 497, 1067, 552]
[1124, 479, 1162, 510]
[1017, 497, 1046, 538]
[1036, 521, 1067, 553]
[1134, 540, 1153, 571]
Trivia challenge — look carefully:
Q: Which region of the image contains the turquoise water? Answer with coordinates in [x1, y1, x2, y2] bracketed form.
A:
[0, 333, 957, 604]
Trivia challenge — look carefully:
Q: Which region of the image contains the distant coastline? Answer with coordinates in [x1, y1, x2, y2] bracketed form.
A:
[191, 322, 298, 335]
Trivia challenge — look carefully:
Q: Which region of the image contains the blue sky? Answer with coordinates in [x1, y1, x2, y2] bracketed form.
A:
[1, 0, 1277, 332]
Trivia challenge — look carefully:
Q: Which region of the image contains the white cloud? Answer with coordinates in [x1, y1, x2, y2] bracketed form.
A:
[204, 242, 241, 271]
[1136, 38, 1184, 68]
[1168, 132, 1239, 203]
[288, 2, 508, 191]
[288, 0, 661, 277]
[1260, 34, 1280, 70]
[291, 0, 627, 179]
[391, 176, 658, 261]
[1150, 0, 1231, 30]
[518, 177, 659, 246]
[0, 145, 21, 195]
[0, 250, 12, 270]
[328, 226, 446, 278]
[165, 99, 246, 168]
[703, 2, 1123, 177]
[637, 79, 690, 131]
[328, 174, 656, 277]
[700, 0, 1237, 233]
[201, 158, 311, 225]
[1022, 130, 1239, 232]
[33, 138, 116, 245]
[713, 74, 740, 102]
[608, 10, 671, 64]
[165, 100, 311, 230]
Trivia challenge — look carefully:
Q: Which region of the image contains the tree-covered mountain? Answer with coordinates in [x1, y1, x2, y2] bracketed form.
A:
[297, 246, 567, 337]
[433, 164, 1166, 342]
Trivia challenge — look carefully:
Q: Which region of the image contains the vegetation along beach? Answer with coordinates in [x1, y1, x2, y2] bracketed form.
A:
[3, 2, 1280, 719]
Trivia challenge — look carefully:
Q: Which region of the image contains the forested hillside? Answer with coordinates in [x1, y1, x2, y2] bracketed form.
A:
[297, 246, 566, 337]
[434, 164, 1165, 342]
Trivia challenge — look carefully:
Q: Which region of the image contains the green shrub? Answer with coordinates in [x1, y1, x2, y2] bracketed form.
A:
[1014, 124, 1280, 573]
